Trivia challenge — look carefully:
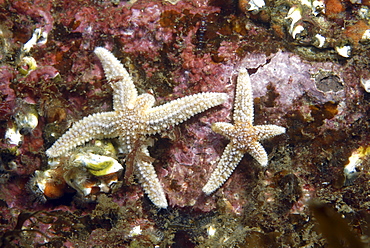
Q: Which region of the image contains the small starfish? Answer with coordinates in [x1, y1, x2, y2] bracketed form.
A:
[202, 68, 286, 195]
[46, 47, 228, 208]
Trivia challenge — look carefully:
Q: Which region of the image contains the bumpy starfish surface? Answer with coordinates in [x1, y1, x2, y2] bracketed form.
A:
[46, 47, 228, 208]
[202, 68, 286, 195]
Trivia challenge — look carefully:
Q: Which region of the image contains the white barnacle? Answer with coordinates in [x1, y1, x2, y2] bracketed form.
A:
[313, 34, 326, 48]
[5, 125, 22, 146]
[22, 28, 48, 54]
[286, 6, 302, 37]
[360, 77, 370, 93]
[335, 45, 351, 58]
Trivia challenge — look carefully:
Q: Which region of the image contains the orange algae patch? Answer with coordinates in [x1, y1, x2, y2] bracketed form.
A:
[344, 20, 370, 45]
[363, 0, 370, 7]
[325, 0, 345, 17]
[43, 181, 66, 199]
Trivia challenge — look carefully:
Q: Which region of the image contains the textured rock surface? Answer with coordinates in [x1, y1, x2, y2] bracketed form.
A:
[0, 0, 369, 247]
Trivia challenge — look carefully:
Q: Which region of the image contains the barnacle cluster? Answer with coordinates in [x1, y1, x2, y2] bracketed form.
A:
[343, 146, 370, 185]
[17, 28, 48, 75]
[30, 140, 123, 201]
[240, 0, 370, 59]
[5, 100, 38, 146]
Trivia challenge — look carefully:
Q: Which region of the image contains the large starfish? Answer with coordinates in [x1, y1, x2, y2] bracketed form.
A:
[46, 47, 228, 208]
[202, 68, 286, 195]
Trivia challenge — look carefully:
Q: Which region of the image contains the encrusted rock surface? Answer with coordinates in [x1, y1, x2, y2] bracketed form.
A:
[0, 0, 369, 247]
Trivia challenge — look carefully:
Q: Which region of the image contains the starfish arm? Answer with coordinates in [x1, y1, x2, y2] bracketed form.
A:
[134, 93, 156, 112]
[211, 122, 235, 139]
[145, 92, 228, 134]
[248, 141, 268, 167]
[234, 68, 254, 124]
[135, 145, 168, 208]
[254, 125, 286, 140]
[94, 47, 138, 110]
[118, 134, 138, 155]
[46, 112, 119, 158]
[202, 143, 245, 195]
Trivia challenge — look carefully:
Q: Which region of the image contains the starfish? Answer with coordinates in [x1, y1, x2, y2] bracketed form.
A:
[46, 47, 228, 208]
[202, 68, 286, 195]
